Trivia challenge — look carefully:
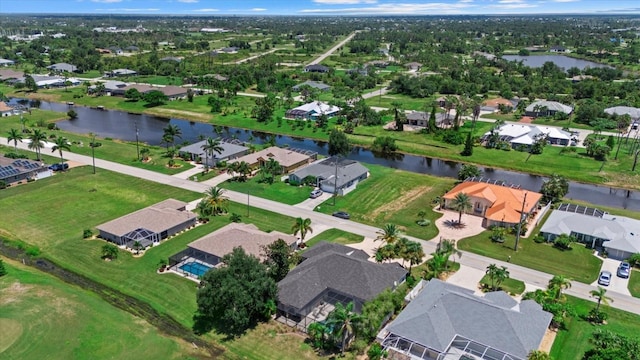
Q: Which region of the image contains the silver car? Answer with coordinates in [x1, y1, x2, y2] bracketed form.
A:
[598, 271, 612, 286]
[617, 262, 631, 278]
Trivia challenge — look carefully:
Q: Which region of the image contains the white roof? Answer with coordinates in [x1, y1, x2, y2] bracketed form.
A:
[604, 106, 640, 120]
[525, 101, 573, 114]
[485, 124, 571, 142]
[292, 101, 341, 115]
[511, 134, 535, 145]
[538, 126, 571, 140]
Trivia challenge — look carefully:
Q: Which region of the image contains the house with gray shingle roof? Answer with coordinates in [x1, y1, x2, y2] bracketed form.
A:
[289, 157, 369, 195]
[178, 139, 249, 167]
[96, 199, 196, 250]
[604, 106, 640, 121]
[277, 241, 407, 331]
[47, 62, 78, 73]
[0, 58, 15, 67]
[525, 100, 573, 117]
[292, 80, 331, 92]
[379, 279, 552, 360]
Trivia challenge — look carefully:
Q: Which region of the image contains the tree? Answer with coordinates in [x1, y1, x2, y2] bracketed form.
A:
[427, 105, 438, 133]
[252, 93, 277, 123]
[328, 129, 351, 157]
[372, 136, 398, 154]
[540, 175, 569, 204]
[451, 192, 472, 224]
[457, 163, 480, 181]
[307, 322, 329, 349]
[67, 109, 77, 119]
[548, 275, 572, 301]
[143, 90, 168, 106]
[101, 243, 119, 260]
[0, 258, 7, 277]
[396, 237, 425, 272]
[325, 302, 362, 354]
[201, 137, 223, 170]
[461, 132, 474, 156]
[262, 239, 292, 282]
[28, 129, 47, 161]
[51, 137, 71, 171]
[485, 264, 510, 291]
[124, 88, 141, 102]
[584, 330, 640, 360]
[376, 223, 402, 245]
[606, 135, 615, 149]
[527, 350, 552, 360]
[436, 239, 462, 266]
[132, 241, 142, 255]
[140, 147, 150, 161]
[590, 286, 613, 313]
[6, 128, 23, 152]
[375, 244, 397, 263]
[195, 247, 277, 336]
[162, 124, 182, 150]
[424, 252, 448, 279]
[291, 217, 313, 241]
[202, 186, 229, 215]
[25, 75, 37, 92]
[391, 101, 405, 131]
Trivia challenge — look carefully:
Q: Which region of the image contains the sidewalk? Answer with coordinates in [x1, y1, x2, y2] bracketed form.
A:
[172, 162, 204, 180]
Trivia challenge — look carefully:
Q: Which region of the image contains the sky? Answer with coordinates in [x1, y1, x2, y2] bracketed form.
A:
[1, 0, 639, 15]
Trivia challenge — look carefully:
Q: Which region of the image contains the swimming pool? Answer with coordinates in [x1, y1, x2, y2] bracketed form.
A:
[179, 262, 212, 277]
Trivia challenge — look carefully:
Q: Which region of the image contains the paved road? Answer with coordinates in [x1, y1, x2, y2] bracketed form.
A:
[4, 136, 640, 315]
[307, 31, 360, 66]
[235, 48, 282, 64]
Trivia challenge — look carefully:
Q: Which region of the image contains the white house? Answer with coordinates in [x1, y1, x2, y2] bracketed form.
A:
[484, 124, 573, 149]
[525, 101, 573, 117]
[285, 102, 341, 120]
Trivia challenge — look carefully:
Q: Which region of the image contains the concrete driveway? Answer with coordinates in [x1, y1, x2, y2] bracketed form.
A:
[294, 191, 332, 210]
[591, 257, 631, 296]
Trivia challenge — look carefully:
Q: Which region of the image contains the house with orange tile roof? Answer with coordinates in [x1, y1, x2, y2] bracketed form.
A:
[442, 181, 542, 227]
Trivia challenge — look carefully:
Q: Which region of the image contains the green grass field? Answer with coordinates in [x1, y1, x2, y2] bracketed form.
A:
[315, 164, 454, 239]
[550, 295, 640, 360]
[629, 269, 640, 298]
[305, 228, 365, 248]
[219, 176, 311, 205]
[0, 259, 202, 360]
[479, 274, 526, 295]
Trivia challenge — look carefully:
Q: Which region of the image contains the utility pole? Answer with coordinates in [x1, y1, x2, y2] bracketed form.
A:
[247, 190, 250, 217]
[90, 132, 97, 174]
[514, 192, 528, 252]
[134, 120, 140, 161]
[332, 155, 339, 206]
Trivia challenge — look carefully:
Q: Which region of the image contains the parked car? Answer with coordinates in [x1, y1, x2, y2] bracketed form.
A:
[48, 163, 69, 171]
[617, 262, 631, 278]
[598, 271, 612, 286]
[332, 211, 350, 220]
[309, 189, 323, 199]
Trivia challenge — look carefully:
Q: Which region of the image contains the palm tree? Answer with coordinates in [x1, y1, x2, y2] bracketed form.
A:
[162, 124, 182, 150]
[436, 239, 462, 268]
[527, 350, 552, 360]
[132, 241, 142, 255]
[425, 252, 448, 280]
[590, 286, 613, 313]
[7, 128, 23, 152]
[325, 302, 362, 355]
[236, 161, 251, 181]
[204, 186, 229, 215]
[28, 129, 47, 161]
[140, 147, 150, 161]
[201, 137, 224, 170]
[376, 223, 402, 244]
[486, 264, 510, 291]
[451, 192, 472, 224]
[307, 322, 328, 349]
[548, 275, 572, 301]
[399, 238, 424, 272]
[291, 217, 313, 241]
[51, 137, 71, 171]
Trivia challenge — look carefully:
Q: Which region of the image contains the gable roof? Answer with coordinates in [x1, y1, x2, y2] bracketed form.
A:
[292, 157, 368, 189]
[278, 243, 407, 311]
[232, 146, 311, 168]
[289, 101, 341, 116]
[0, 101, 14, 112]
[385, 279, 552, 359]
[0, 69, 24, 80]
[47, 62, 77, 72]
[187, 223, 298, 260]
[122, 83, 156, 93]
[160, 85, 188, 97]
[443, 181, 542, 223]
[604, 106, 640, 121]
[178, 139, 248, 159]
[0, 58, 15, 65]
[292, 80, 331, 91]
[305, 64, 329, 72]
[486, 124, 571, 143]
[96, 199, 195, 237]
[301, 241, 370, 261]
[525, 100, 573, 114]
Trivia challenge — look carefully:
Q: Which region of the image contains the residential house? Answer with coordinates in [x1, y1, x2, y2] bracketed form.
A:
[0, 69, 24, 81]
[550, 45, 568, 53]
[483, 124, 573, 149]
[405, 62, 422, 71]
[89, 80, 127, 96]
[570, 75, 594, 83]
[379, 279, 552, 360]
[0, 101, 17, 117]
[104, 68, 137, 77]
[604, 106, 640, 122]
[365, 60, 389, 68]
[0, 156, 51, 185]
[481, 97, 519, 113]
[24, 75, 81, 88]
[304, 64, 330, 73]
[442, 181, 542, 228]
[178, 139, 249, 167]
[277, 241, 407, 331]
[47, 62, 78, 73]
[160, 56, 182, 63]
[160, 86, 189, 100]
[435, 95, 460, 108]
[230, 146, 313, 173]
[203, 73, 228, 82]
[221, 47, 239, 53]
[289, 157, 369, 195]
[125, 46, 140, 52]
[540, 209, 640, 260]
[285, 101, 341, 120]
[292, 80, 331, 92]
[113, 83, 156, 97]
[0, 58, 15, 67]
[405, 111, 453, 128]
[169, 223, 299, 278]
[525, 100, 573, 117]
[472, 51, 497, 61]
[96, 199, 197, 249]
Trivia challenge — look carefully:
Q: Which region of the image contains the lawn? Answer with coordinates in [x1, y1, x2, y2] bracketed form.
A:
[457, 231, 602, 284]
[478, 274, 526, 295]
[315, 163, 455, 239]
[0, 166, 295, 329]
[0, 259, 202, 360]
[305, 228, 365, 248]
[550, 295, 640, 360]
[219, 175, 311, 205]
[629, 269, 640, 298]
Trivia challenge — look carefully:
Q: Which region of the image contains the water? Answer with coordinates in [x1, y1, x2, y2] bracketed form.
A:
[11, 99, 640, 211]
[501, 55, 612, 71]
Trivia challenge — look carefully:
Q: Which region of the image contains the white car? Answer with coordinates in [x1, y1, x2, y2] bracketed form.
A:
[309, 189, 323, 199]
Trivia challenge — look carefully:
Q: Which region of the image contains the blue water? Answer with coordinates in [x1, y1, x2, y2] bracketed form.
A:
[179, 262, 211, 277]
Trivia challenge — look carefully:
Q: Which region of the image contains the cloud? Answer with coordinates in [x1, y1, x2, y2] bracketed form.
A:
[252, 8, 267, 11]
[96, 8, 160, 11]
[498, 0, 524, 3]
[300, 2, 475, 14]
[192, 8, 219, 12]
[91, 0, 123, 3]
[313, 0, 377, 4]
[552, 0, 580, 2]
[177, 0, 199, 3]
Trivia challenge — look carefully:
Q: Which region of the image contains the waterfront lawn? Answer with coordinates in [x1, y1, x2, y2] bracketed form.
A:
[219, 176, 311, 205]
[0, 259, 200, 360]
[629, 269, 640, 298]
[550, 295, 640, 360]
[316, 164, 455, 239]
[478, 274, 526, 295]
[457, 231, 602, 284]
[363, 92, 433, 111]
[305, 228, 365, 248]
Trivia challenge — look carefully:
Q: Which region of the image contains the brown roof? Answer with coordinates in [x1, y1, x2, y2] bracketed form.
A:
[123, 84, 157, 93]
[443, 182, 542, 223]
[0, 69, 24, 80]
[188, 223, 298, 260]
[96, 199, 195, 237]
[160, 85, 188, 97]
[483, 98, 513, 107]
[232, 146, 310, 168]
[0, 101, 13, 112]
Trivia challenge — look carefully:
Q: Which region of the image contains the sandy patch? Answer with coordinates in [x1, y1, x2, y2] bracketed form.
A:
[368, 186, 432, 221]
[0, 318, 22, 353]
[66, 160, 85, 169]
[539, 328, 557, 353]
[146, 108, 211, 122]
[0, 282, 33, 306]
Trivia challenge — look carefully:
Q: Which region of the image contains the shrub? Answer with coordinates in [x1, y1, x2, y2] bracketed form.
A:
[25, 246, 41, 257]
[3, 152, 27, 159]
[0, 180, 7, 189]
[533, 234, 546, 243]
[554, 234, 574, 250]
[441, 130, 465, 145]
[230, 213, 242, 223]
[0, 259, 7, 277]
[416, 219, 431, 227]
[627, 253, 640, 267]
[83, 229, 93, 239]
[587, 308, 608, 324]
